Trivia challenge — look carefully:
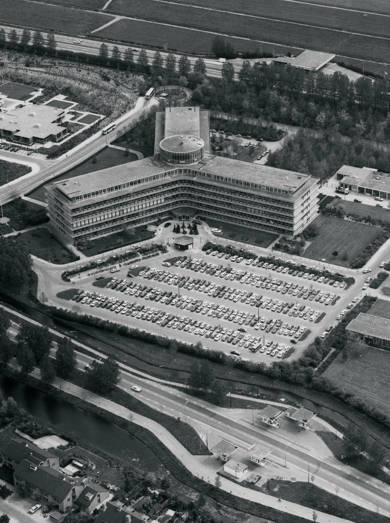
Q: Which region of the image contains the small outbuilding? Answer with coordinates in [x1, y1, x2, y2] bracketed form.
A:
[223, 459, 248, 481]
[257, 405, 284, 428]
[210, 439, 238, 462]
[173, 236, 194, 250]
[248, 445, 272, 466]
[285, 407, 315, 429]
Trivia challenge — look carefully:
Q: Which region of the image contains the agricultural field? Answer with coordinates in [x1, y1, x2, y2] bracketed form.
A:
[98, 1, 390, 62]
[303, 215, 382, 267]
[0, 0, 112, 36]
[301, 0, 390, 15]
[95, 18, 293, 56]
[324, 346, 390, 420]
[30, 0, 106, 8]
[108, 0, 390, 39]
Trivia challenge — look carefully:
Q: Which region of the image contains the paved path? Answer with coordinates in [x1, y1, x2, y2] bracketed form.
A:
[40, 372, 352, 523]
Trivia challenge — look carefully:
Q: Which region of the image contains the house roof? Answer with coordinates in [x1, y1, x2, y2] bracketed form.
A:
[94, 503, 129, 523]
[78, 482, 109, 509]
[337, 165, 390, 194]
[224, 459, 248, 473]
[274, 50, 335, 71]
[14, 460, 74, 503]
[0, 104, 66, 139]
[286, 407, 315, 423]
[258, 405, 283, 419]
[210, 439, 237, 457]
[0, 437, 55, 465]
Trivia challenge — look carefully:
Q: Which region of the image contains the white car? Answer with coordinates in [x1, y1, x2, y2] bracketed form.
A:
[28, 504, 41, 514]
[131, 385, 142, 393]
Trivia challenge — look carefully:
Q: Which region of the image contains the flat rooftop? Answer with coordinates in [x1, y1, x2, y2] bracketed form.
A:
[210, 439, 237, 457]
[338, 165, 390, 194]
[160, 134, 204, 154]
[286, 406, 315, 423]
[347, 313, 390, 342]
[258, 405, 283, 419]
[165, 106, 201, 138]
[0, 103, 65, 139]
[368, 299, 390, 320]
[274, 50, 335, 71]
[54, 154, 312, 200]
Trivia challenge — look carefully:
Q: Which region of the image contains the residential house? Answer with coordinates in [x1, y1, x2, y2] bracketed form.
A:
[77, 482, 111, 514]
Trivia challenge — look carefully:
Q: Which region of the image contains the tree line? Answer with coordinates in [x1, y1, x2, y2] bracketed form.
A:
[0, 314, 120, 397]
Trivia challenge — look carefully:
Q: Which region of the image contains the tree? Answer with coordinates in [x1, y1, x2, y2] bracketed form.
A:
[123, 47, 134, 70]
[20, 29, 31, 50]
[152, 51, 164, 78]
[85, 356, 119, 395]
[40, 355, 56, 384]
[46, 31, 56, 55]
[32, 31, 45, 53]
[137, 49, 149, 73]
[211, 36, 235, 59]
[0, 514, 10, 523]
[17, 324, 51, 365]
[165, 53, 177, 83]
[111, 46, 121, 64]
[193, 57, 206, 75]
[222, 62, 234, 83]
[239, 60, 252, 83]
[99, 43, 109, 63]
[178, 55, 191, 77]
[16, 344, 35, 375]
[0, 29, 6, 48]
[8, 29, 19, 50]
[55, 337, 76, 379]
[0, 238, 31, 293]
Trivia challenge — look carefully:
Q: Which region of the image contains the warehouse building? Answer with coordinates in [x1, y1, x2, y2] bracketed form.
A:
[337, 165, 390, 200]
[47, 107, 319, 245]
[0, 104, 67, 145]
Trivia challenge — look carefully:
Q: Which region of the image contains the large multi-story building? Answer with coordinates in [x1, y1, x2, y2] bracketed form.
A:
[47, 106, 318, 245]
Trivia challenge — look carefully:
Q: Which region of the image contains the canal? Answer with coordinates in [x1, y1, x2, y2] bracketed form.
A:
[0, 376, 161, 472]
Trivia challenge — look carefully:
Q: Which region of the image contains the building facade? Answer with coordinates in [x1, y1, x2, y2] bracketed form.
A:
[47, 107, 318, 245]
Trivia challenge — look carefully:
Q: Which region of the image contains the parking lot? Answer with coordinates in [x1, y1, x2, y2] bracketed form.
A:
[58, 245, 351, 363]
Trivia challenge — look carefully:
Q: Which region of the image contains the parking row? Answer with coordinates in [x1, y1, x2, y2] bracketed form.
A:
[137, 268, 323, 322]
[166, 257, 339, 304]
[205, 249, 347, 289]
[71, 289, 293, 358]
[103, 277, 307, 340]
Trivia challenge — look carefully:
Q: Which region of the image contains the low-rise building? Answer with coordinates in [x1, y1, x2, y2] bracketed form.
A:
[94, 502, 131, 523]
[257, 406, 284, 428]
[0, 437, 59, 469]
[77, 482, 111, 514]
[210, 439, 238, 462]
[274, 50, 335, 72]
[223, 459, 248, 481]
[14, 459, 83, 513]
[0, 104, 67, 145]
[337, 165, 390, 200]
[346, 312, 390, 349]
[285, 407, 315, 429]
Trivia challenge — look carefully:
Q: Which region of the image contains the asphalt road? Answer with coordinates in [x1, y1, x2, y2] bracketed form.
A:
[0, 96, 157, 205]
[2, 301, 390, 518]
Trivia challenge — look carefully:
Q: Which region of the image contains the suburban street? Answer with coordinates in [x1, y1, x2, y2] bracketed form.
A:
[2, 300, 390, 519]
[0, 95, 157, 205]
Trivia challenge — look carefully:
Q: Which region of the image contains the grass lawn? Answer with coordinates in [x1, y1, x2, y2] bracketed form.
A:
[28, 147, 136, 202]
[204, 219, 277, 248]
[0, 0, 112, 35]
[303, 215, 382, 267]
[329, 199, 390, 224]
[36, 0, 106, 7]
[0, 159, 30, 186]
[324, 346, 390, 420]
[264, 479, 388, 523]
[78, 226, 155, 257]
[18, 227, 78, 264]
[2, 198, 48, 231]
[0, 82, 36, 100]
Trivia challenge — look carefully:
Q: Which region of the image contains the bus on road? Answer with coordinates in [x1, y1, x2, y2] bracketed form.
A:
[145, 87, 155, 100]
[102, 123, 116, 135]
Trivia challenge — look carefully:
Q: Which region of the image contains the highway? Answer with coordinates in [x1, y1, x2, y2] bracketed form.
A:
[2, 301, 390, 519]
[0, 96, 157, 206]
